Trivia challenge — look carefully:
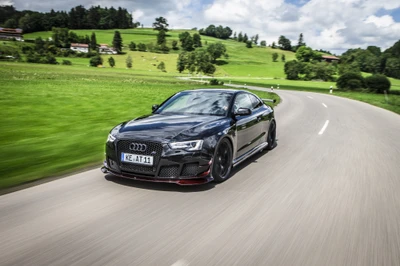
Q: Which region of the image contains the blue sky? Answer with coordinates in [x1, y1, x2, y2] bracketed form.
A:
[2, 0, 400, 54]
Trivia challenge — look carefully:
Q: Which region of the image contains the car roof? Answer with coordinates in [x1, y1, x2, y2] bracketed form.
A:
[182, 88, 247, 95]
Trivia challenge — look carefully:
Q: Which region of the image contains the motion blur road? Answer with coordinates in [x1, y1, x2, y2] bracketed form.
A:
[1, 87, 400, 266]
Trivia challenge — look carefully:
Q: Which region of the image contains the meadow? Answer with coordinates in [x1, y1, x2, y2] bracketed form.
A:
[24, 28, 295, 77]
[0, 62, 278, 189]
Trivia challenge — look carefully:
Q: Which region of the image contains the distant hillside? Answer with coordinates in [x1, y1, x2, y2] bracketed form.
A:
[24, 28, 296, 78]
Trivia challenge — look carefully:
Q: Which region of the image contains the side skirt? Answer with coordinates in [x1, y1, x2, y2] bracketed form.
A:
[232, 142, 269, 167]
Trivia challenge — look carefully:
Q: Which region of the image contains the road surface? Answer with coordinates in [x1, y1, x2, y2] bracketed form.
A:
[1, 87, 400, 266]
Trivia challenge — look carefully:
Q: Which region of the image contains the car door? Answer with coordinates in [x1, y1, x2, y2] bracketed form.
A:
[233, 93, 262, 158]
[247, 93, 271, 143]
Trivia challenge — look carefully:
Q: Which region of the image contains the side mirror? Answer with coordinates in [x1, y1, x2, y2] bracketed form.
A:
[152, 104, 159, 112]
[235, 108, 252, 116]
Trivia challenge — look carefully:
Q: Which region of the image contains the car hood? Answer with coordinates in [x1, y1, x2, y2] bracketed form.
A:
[117, 114, 229, 142]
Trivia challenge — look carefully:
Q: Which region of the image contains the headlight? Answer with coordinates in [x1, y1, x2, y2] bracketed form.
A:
[107, 124, 122, 143]
[107, 134, 116, 143]
[169, 140, 203, 151]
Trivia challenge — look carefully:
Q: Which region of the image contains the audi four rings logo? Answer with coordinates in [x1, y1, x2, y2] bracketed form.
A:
[129, 143, 147, 152]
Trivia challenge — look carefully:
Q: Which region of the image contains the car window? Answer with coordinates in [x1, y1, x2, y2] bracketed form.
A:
[248, 94, 263, 109]
[156, 91, 232, 116]
[233, 93, 253, 112]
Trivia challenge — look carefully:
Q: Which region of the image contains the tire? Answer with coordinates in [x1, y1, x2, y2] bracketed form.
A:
[212, 138, 233, 182]
[266, 121, 277, 150]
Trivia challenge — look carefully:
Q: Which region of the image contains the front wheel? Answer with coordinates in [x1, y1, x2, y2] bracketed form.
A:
[212, 138, 233, 182]
[266, 121, 277, 150]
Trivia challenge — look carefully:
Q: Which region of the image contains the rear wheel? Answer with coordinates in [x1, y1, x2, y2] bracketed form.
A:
[212, 139, 233, 182]
[266, 121, 277, 150]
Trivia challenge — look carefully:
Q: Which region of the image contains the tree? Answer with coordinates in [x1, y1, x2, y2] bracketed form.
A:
[365, 74, 391, 93]
[4, 18, 17, 28]
[281, 54, 286, 62]
[179, 32, 194, 51]
[137, 43, 147, 52]
[177, 52, 187, 73]
[129, 41, 136, 51]
[272, 53, 278, 62]
[172, 40, 179, 50]
[260, 40, 266, 47]
[243, 34, 248, 43]
[246, 40, 253, 48]
[157, 29, 166, 45]
[126, 55, 132, 68]
[253, 34, 259, 45]
[207, 42, 227, 63]
[90, 32, 97, 50]
[112, 31, 123, 53]
[297, 33, 305, 49]
[108, 56, 115, 67]
[336, 72, 366, 90]
[284, 60, 301, 80]
[271, 42, 276, 49]
[153, 17, 169, 32]
[296, 46, 316, 62]
[157, 61, 166, 72]
[193, 33, 202, 48]
[238, 32, 243, 42]
[278, 35, 291, 51]
[384, 58, 400, 79]
[89, 55, 103, 67]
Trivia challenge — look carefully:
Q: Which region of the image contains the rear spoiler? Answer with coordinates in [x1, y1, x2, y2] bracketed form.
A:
[262, 98, 277, 103]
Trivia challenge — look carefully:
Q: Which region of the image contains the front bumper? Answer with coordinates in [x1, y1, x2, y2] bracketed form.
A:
[102, 139, 214, 185]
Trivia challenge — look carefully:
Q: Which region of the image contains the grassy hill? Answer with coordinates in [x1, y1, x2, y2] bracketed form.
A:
[23, 28, 296, 77]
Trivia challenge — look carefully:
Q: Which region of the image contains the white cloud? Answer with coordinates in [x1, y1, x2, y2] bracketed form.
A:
[4, 0, 400, 53]
[202, 0, 400, 54]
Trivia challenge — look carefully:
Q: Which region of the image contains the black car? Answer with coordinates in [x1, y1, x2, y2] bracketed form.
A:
[101, 89, 277, 185]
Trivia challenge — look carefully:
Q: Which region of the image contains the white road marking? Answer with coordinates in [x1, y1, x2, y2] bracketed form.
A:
[307, 96, 313, 99]
[319, 120, 330, 135]
[322, 103, 328, 108]
[171, 259, 189, 266]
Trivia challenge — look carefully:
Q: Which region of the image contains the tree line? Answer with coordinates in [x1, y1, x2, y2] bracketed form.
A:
[0, 5, 136, 33]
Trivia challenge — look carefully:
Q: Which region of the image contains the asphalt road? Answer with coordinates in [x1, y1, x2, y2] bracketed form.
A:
[1, 87, 400, 266]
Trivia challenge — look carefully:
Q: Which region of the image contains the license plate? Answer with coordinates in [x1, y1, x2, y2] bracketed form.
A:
[121, 152, 153, 166]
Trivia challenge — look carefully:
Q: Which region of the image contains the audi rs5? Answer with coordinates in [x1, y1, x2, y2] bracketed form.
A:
[101, 89, 277, 185]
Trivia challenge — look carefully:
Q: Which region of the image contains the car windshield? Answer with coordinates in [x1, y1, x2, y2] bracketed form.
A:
[156, 91, 233, 116]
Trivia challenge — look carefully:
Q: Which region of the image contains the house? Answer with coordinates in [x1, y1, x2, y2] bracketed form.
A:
[322, 55, 340, 63]
[0, 28, 23, 41]
[99, 44, 117, 54]
[70, 43, 89, 53]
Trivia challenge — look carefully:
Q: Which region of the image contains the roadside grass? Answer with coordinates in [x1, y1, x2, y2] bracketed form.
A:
[0, 62, 278, 189]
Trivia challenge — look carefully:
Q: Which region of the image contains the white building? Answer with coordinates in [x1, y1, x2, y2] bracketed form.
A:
[70, 43, 89, 53]
[99, 44, 117, 54]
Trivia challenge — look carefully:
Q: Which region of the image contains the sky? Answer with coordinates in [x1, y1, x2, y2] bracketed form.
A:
[2, 0, 400, 54]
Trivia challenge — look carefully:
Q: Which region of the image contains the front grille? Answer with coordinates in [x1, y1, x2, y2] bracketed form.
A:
[159, 165, 180, 178]
[117, 140, 163, 175]
[120, 163, 156, 175]
[181, 163, 199, 176]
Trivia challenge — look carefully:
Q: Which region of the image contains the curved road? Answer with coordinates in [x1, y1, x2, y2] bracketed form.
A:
[1, 87, 400, 266]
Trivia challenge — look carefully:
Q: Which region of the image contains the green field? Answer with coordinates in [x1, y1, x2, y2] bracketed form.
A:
[24, 28, 295, 77]
[0, 62, 278, 189]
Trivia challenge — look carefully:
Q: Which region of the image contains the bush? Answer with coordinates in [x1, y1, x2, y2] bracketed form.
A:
[365, 74, 391, 93]
[89, 55, 103, 67]
[336, 72, 366, 90]
[209, 79, 224, 86]
[157, 61, 166, 72]
[62, 60, 72, 65]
